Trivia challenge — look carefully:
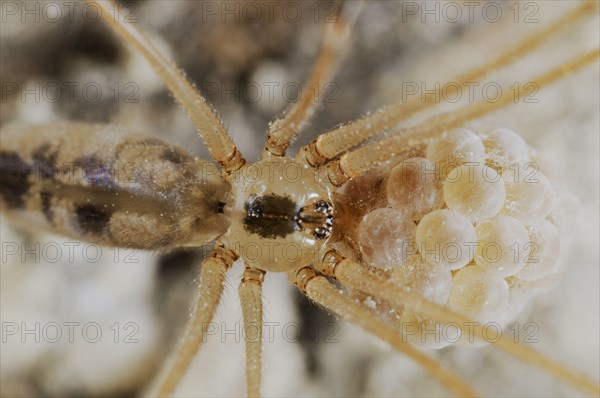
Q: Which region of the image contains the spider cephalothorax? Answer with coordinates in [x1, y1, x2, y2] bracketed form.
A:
[227, 157, 334, 272]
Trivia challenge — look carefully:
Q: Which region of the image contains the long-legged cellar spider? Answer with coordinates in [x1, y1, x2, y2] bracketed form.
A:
[1, 0, 599, 396]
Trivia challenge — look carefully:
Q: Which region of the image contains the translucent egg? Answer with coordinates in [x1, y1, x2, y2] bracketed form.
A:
[391, 255, 453, 305]
[387, 157, 443, 221]
[425, 128, 485, 176]
[482, 128, 530, 170]
[501, 165, 555, 225]
[516, 220, 561, 282]
[443, 163, 506, 222]
[474, 215, 530, 277]
[358, 208, 416, 269]
[415, 209, 477, 270]
[448, 266, 510, 324]
[339, 170, 388, 216]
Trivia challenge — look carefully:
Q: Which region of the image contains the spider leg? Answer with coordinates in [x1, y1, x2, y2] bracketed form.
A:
[150, 243, 238, 397]
[318, 48, 600, 187]
[289, 266, 479, 397]
[262, 2, 351, 157]
[89, 0, 245, 174]
[315, 249, 600, 397]
[239, 267, 266, 398]
[296, 2, 597, 168]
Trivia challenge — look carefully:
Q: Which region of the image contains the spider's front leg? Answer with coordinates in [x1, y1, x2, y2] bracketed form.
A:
[289, 266, 478, 397]
[150, 242, 238, 397]
[316, 48, 600, 188]
[90, 0, 245, 174]
[315, 250, 600, 397]
[262, 1, 350, 158]
[296, 2, 596, 169]
[239, 267, 266, 397]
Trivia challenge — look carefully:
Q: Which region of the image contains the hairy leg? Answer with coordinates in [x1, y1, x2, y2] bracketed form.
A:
[319, 48, 600, 187]
[290, 267, 479, 397]
[149, 243, 238, 397]
[89, 0, 245, 174]
[239, 267, 266, 397]
[263, 2, 350, 157]
[296, 2, 597, 167]
[315, 249, 600, 397]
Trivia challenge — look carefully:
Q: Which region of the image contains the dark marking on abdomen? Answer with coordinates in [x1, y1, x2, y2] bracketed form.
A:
[0, 151, 31, 209]
[40, 191, 53, 222]
[75, 203, 113, 235]
[162, 148, 185, 165]
[74, 155, 116, 189]
[32, 144, 57, 180]
[1, 122, 231, 250]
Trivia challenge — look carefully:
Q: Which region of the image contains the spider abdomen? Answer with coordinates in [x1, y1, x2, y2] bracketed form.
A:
[0, 122, 230, 250]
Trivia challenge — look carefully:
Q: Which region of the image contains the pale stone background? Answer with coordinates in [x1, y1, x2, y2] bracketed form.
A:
[1, 1, 598, 397]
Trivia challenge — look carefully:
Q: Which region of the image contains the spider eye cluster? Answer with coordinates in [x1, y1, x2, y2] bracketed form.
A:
[298, 199, 334, 239]
[337, 127, 579, 348]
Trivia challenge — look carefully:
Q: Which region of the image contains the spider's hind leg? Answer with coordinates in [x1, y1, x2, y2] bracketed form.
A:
[290, 267, 479, 397]
[316, 250, 600, 397]
[149, 243, 238, 397]
[239, 267, 266, 398]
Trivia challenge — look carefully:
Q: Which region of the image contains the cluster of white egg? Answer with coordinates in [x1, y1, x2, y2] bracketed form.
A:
[355, 127, 579, 346]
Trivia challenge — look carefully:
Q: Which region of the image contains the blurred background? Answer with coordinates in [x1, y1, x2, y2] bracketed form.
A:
[1, 0, 598, 396]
